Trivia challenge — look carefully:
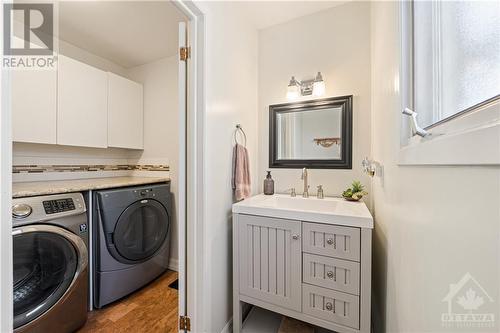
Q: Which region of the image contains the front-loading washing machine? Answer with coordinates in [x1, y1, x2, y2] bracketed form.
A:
[93, 183, 171, 308]
[12, 192, 88, 333]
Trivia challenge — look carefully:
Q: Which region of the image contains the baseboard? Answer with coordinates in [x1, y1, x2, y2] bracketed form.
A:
[168, 258, 179, 272]
[220, 318, 233, 333]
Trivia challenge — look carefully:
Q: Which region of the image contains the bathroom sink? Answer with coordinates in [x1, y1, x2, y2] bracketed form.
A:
[233, 194, 373, 228]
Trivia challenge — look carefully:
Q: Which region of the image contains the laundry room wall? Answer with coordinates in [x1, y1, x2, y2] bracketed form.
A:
[126, 55, 180, 270]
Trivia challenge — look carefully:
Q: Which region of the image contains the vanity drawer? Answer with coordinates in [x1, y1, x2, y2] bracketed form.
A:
[303, 284, 360, 329]
[302, 223, 360, 261]
[303, 253, 360, 295]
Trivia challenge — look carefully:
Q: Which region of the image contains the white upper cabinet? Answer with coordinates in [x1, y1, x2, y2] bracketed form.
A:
[57, 55, 108, 148]
[11, 37, 57, 144]
[12, 69, 57, 144]
[107, 73, 144, 149]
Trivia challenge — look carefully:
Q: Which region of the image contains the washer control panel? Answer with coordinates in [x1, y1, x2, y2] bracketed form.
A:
[43, 198, 75, 214]
[12, 193, 86, 226]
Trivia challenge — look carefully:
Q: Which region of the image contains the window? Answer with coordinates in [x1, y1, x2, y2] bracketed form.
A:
[399, 0, 500, 165]
[413, 0, 500, 128]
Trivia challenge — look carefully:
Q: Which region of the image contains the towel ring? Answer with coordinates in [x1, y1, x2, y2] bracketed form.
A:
[234, 124, 247, 147]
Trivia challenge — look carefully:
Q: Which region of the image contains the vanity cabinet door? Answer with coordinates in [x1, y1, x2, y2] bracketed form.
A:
[238, 215, 301, 312]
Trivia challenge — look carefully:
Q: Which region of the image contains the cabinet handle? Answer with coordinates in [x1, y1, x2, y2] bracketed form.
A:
[325, 302, 333, 311]
[292, 234, 300, 240]
[326, 271, 334, 279]
[326, 238, 334, 245]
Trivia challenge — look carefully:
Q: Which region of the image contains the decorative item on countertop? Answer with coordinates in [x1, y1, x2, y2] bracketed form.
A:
[342, 180, 368, 201]
[232, 124, 251, 201]
[263, 171, 274, 195]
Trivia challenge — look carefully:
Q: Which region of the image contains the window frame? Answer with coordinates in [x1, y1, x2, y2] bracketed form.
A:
[399, 0, 500, 166]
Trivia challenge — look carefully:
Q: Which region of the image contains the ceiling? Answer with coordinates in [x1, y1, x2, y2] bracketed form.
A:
[58, 1, 187, 68]
[57, 1, 347, 69]
[229, 1, 350, 30]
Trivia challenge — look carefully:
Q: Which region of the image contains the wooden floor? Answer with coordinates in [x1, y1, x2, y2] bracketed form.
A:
[78, 270, 178, 333]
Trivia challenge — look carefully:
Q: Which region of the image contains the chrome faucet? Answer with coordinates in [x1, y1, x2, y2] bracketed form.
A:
[301, 168, 309, 198]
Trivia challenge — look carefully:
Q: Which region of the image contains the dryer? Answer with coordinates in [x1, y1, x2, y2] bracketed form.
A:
[93, 183, 171, 308]
[12, 193, 88, 333]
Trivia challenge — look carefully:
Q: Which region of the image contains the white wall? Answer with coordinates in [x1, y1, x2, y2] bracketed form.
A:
[370, 2, 500, 332]
[258, 2, 371, 201]
[127, 55, 179, 269]
[194, 2, 259, 332]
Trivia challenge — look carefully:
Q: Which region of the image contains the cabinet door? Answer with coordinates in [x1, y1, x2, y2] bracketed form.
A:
[107, 73, 143, 149]
[238, 215, 301, 311]
[57, 55, 108, 148]
[11, 36, 56, 144]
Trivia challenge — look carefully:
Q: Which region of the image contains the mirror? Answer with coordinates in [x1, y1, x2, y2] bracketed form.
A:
[269, 96, 352, 169]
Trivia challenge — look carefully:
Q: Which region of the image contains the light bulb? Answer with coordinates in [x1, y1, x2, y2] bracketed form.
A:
[312, 80, 325, 96]
[286, 76, 300, 100]
[312, 72, 325, 96]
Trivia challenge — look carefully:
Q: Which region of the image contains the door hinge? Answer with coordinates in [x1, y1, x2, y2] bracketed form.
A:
[180, 47, 190, 61]
[179, 315, 191, 331]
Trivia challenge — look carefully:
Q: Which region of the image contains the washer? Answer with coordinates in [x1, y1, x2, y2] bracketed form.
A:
[93, 183, 171, 308]
[12, 193, 88, 333]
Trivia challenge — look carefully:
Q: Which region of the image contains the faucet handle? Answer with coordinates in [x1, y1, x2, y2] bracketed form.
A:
[285, 188, 297, 197]
[317, 185, 324, 199]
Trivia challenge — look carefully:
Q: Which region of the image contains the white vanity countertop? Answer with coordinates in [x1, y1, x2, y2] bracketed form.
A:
[12, 176, 170, 198]
[233, 193, 373, 229]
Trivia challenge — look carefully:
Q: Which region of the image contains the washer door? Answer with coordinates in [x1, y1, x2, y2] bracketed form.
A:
[111, 199, 169, 264]
[12, 225, 87, 329]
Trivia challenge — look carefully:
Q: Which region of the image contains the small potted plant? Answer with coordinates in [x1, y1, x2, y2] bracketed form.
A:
[342, 180, 368, 201]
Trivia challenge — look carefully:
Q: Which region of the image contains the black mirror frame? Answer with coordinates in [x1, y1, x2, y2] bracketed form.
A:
[269, 95, 353, 169]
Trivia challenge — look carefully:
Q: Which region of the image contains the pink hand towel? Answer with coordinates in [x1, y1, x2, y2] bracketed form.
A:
[232, 143, 251, 201]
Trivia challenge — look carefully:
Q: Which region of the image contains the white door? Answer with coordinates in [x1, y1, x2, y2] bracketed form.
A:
[11, 36, 57, 144]
[177, 21, 188, 332]
[11, 68, 57, 144]
[107, 73, 144, 149]
[57, 55, 108, 148]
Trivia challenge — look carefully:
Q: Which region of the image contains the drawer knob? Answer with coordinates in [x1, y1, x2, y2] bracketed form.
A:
[292, 234, 300, 240]
[325, 302, 333, 311]
[327, 271, 334, 279]
[326, 238, 334, 245]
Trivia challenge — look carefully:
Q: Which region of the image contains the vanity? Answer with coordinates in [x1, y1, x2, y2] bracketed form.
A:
[232, 194, 373, 333]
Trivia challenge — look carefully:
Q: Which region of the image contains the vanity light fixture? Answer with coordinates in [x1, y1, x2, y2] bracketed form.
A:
[286, 72, 326, 100]
[286, 76, 300, 100]
[312, 72, 326, 96]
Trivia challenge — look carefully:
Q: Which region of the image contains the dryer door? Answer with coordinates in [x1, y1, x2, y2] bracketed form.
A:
[12, 225, 87, 329]
[111, 199, 169, 263]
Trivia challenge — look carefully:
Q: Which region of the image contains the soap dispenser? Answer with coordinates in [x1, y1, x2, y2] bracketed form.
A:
[263, 171, 274, 195]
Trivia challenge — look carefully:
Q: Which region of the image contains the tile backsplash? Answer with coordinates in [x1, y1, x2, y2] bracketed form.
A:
[13, 164, 169, 174]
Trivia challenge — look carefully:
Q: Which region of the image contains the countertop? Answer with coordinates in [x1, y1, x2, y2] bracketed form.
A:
[12, 176, 170, 198]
